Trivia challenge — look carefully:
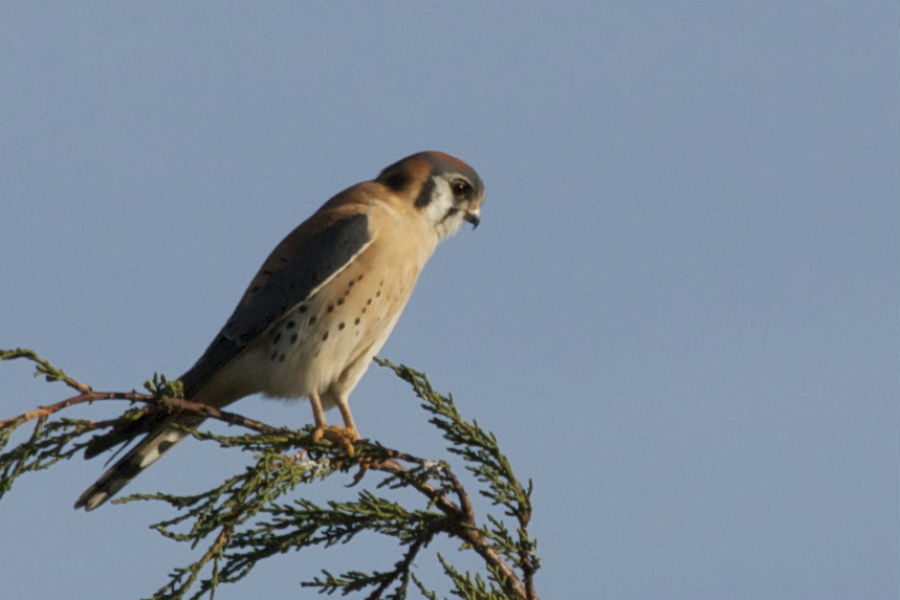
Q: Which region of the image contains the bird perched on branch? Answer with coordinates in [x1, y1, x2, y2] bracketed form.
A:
[75, 151, 484, 510]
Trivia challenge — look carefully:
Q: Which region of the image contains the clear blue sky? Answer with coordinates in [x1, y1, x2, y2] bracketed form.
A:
[1, 3, 897, 599]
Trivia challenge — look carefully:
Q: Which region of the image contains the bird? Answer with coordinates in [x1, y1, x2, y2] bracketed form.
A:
[75, 151, 484, 511]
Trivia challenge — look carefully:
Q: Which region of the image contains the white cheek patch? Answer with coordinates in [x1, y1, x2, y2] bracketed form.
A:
[423, 178, 453, 220]
[422, 177, 463, 239]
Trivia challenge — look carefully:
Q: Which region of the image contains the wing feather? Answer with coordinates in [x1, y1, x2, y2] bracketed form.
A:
[179, 212, 371, 397]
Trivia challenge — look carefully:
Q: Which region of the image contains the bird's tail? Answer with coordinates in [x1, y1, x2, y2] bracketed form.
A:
[74, 420, 196, 511]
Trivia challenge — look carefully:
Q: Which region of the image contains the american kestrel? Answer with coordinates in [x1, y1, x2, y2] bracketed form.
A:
[75, 151, 484, 510]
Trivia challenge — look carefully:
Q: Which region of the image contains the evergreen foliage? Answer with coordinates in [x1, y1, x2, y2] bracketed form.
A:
[1, 349, 540, 600]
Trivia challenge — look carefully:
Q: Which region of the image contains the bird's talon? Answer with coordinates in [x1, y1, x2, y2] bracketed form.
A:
[312, 425, 360, 455]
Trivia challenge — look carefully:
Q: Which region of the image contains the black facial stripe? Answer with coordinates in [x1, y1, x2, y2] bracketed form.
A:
[439, 207, 460, 224]
[382, 170, 410, 191]
[414, 176, 436, 208]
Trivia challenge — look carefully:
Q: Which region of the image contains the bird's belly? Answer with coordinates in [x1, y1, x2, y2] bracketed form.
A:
[251, 263, 411, 402]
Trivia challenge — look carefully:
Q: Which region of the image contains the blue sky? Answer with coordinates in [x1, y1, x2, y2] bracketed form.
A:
[1, 3, 897, 599]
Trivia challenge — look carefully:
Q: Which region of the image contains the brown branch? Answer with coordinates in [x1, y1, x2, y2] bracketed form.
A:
[1, 348, 276, 435]
[0, 390, 279, 435]
[143, 395, 280, 435]
[0, 391, 132, 429]
[453, 519, 530, 600]
[525, 569, 537, 600]
[367, 451, 533, 600]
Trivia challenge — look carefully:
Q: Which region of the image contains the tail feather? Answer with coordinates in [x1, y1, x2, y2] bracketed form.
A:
[83, 409, 169, 460]
[74, 424, 190, 511]
[76, 360, 238, 511]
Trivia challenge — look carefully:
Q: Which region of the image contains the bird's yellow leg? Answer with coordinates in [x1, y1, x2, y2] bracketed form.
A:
[309, 391, 329, 433]
[336, 396, 367, 476]
[336, 397, 359, 440]
[309, 392, 359, 455]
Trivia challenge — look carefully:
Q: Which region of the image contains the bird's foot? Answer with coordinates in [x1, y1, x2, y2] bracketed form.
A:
[312, 425, 360, 455]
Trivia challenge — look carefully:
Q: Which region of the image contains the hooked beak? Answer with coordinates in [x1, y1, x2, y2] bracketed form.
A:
[463, 207, 481, 229]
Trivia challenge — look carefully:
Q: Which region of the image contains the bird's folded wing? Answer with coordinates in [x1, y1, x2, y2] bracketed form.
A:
[179, 212, 372, 398]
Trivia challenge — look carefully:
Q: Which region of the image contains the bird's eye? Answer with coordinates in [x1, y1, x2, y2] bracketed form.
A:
[451, 180, 471, 198]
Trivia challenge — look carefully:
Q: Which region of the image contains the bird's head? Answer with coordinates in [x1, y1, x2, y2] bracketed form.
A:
[376, 151, 484, 240]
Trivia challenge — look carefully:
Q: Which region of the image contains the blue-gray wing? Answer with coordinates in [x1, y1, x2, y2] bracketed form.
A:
[179, 213, 371, 397]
